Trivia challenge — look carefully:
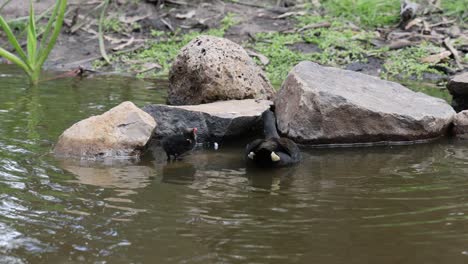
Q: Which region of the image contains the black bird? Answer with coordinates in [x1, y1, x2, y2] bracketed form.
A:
[162, 127, 197, 161]
[245, 109, 301, 168]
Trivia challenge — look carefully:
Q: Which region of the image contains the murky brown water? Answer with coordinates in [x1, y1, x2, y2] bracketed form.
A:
[1, 65, 468, 264]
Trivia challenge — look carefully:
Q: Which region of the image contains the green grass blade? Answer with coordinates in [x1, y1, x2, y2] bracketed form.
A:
[36, 0, 67, 69]
[98, 0, 111, 64]
[27, 0, 37, 66]
[38, 0, 59, 56]
[0, 47, 32, 75]
[0, 16, 28, 62]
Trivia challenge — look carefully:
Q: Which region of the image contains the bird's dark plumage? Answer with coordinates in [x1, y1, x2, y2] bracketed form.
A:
[162, 128, 197, 161]
[245, 109, 300, 168]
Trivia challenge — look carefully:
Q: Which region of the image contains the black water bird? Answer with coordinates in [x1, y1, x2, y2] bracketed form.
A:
[245, 109, 301, 168]
[162, 127, 197, 161]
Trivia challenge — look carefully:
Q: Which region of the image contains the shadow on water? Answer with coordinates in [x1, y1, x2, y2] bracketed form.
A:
[2, 65, 468, 263]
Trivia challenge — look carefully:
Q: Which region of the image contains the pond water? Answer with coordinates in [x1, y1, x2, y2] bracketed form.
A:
[1, 65, 468, 264]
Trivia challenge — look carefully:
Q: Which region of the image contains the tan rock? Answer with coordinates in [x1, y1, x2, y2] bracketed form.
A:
[275, 61, 455, 144]
[168, 35, 275, 105]
[54, 101, 156, 159]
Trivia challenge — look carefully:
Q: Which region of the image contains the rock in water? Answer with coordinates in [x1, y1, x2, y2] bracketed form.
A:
[275, 61, 455, 144]
[54, 101, 156, 159]
[447, 72, 468, 112]
[143, 99, 272, 142]
[168, 35, 275, 105]
[453, 111, 468, 139]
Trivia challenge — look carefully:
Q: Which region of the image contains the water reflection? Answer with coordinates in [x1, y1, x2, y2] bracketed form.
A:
[60, 160, 154, 190]
[162, 162, 196, 185]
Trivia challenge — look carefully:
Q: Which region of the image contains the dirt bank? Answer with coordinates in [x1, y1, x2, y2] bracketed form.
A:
[0, 0, 466, 84]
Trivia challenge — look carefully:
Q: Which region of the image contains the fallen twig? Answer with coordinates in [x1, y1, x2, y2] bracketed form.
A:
[229, 1, 266, 8]
[297, 21, 331, 32]
[161, 18, 174, 32]
[429, 19, 456, 28]
[40, 67, 85, 83]
[136, 63, 162, 74]
[0, 0, 13, 12]
[275, 11, 307, 19]
[247, 50, 269, 65]
[119, 14, 151, 24]
[404, 18, 422, 30]
[443, 37, 463, 70]
[387, 39, 418, 50]
[422, 20, 431, 35]
[69, 3, 104, 34]
[112, 37, 135, 51]
[175, 10, 196, 19]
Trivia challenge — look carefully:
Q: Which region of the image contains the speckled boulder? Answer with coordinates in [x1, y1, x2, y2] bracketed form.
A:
[168, 35, 274, 105]
[54, 101, 156, 159]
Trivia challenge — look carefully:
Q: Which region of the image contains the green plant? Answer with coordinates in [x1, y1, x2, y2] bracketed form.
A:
[442, 0, 468, 21]
[383, 42, 445, 80]
[0, 0, 67, 85]
[95, 13, 239, 78]
[251, 17, 383, 85]
[321, 0, 400, 27]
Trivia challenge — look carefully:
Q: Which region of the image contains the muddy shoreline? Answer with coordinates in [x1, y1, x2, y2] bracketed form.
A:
[0, 0, 466, 84]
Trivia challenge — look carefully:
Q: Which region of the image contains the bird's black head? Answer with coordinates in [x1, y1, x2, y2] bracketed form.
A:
[183, 127, 197, 140]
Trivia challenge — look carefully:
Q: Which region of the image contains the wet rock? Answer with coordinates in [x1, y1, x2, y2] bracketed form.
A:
[453, 111, 468, 139]
[168, 35, 274, 105]
[287, 42, 321, 54]
[275, 61, 455, 144]
[447, 72, 468, 112]
[142, 99, 272, 142]
[54, 101, 156, 159]
[345, 57, 384, 77]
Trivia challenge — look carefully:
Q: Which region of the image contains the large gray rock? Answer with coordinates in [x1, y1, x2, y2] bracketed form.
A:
[54, 101, 156, 159]
[453, 110, 468, 139]
[447, 72, 468, 112]
[275, 61, 456, 144]
[168, 35, 275, 105]
[142, 99, 272, 142]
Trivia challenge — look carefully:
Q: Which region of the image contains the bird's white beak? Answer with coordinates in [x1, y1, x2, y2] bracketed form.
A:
[271, 152, 281, 162]
[248, 152, 255, 159]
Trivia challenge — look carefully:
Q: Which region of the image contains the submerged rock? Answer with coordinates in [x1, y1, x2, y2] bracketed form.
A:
[142, 99, 272, 142]
[447, 72, 468, 112]
[168, 35, 274, 105]
[275, 61, 455, 144]
[453, 111, 468, 139]
[54, 101, 156, 159]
